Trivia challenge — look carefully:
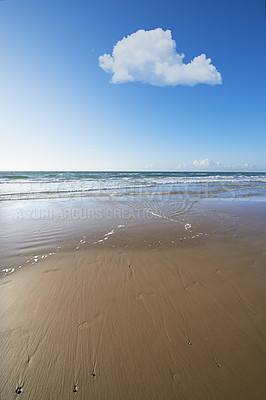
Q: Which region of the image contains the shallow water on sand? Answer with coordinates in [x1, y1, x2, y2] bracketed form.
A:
[1, 191, 266, 278]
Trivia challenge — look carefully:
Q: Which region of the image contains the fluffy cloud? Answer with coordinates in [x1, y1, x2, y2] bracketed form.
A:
[193, 159, 256, 170]
[99, 28, 222, 86]
[193, 158, 211, 168]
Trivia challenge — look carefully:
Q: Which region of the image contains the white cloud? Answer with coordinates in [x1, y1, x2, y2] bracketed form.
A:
[99, 28, 222, 86]
[193, 158, 211, 168]
[192, 159, 255, 170]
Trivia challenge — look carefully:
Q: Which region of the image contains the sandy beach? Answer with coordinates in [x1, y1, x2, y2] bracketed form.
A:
[2, 0, 266, 396]
[1, 201, 266, 400]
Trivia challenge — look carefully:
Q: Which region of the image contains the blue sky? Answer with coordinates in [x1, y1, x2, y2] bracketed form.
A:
[0, 0, 265, 171]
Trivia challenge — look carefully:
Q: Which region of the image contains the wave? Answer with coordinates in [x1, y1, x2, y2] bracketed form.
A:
[1, 185, 266, 202]
[1, 171, 266, 201]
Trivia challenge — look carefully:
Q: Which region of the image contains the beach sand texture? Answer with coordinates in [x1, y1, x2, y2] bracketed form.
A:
[1, 241, 266, 399]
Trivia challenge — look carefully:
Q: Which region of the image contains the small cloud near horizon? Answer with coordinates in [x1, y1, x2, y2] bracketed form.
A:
[193, 158, 212, 168]
[193, 159, 255, 170]
[99, 28, 222, 87]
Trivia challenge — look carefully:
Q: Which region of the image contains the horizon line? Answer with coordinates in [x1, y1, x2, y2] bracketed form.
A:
[1, 170, 266, 173]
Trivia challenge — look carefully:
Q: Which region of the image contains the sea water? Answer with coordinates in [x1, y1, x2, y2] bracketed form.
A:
[1, 171, 266, 275]
[1, 171, 266, 201]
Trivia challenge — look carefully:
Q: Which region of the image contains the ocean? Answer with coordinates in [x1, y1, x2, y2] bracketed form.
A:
[1, 171, 266, 201]
[1, 171, 266, 275]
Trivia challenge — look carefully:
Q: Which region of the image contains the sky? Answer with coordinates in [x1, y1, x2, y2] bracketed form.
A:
[0, 0, 265, 171]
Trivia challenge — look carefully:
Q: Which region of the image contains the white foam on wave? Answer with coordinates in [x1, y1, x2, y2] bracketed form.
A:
[74, 235, 88, 250]
[92, 228, 117, 245]
[104, 229, 114, 236]
[2, 252, 56, 276]
[2, 172, 266, 202]
[2, 267, 15, 274]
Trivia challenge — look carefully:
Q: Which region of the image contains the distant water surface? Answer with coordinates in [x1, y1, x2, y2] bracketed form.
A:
[1, 171, 266, 201]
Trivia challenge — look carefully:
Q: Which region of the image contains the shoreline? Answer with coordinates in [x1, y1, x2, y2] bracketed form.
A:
[1, 195, 266, 399]
[1, 195, 266, 274]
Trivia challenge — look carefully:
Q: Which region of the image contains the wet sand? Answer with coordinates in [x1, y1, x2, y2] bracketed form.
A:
[1, 234, 266, 399]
